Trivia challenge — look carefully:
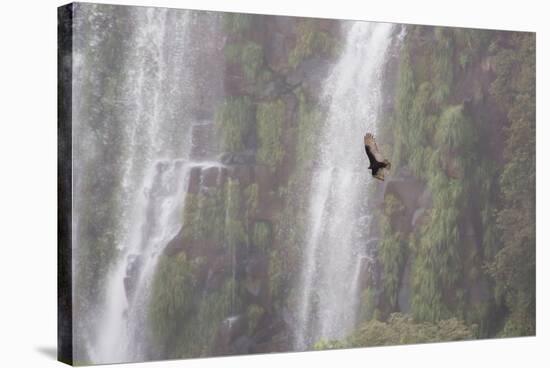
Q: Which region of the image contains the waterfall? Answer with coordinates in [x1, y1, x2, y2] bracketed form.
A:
[72, 5, 224, 364]
[294, 21, 395, 350]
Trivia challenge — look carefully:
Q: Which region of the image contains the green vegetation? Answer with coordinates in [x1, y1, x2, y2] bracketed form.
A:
[387, 33, 474, 322]
[314, 313, 475, 350]
[349, 313, 475, 347]
[172, 279, 236, 358]
[225, 41, 264, 83]
[246, 304, 264, 334]
[244, 183, 259, 220]
[431, 28, 455, 104]
[149, 252, 199, 348]
[358, 286, 378, 322]
[289, 19, 337, 69]
[295, 89, 323, 166]
[256, 99, 285, 169]
[379, 194, 407, 311]
[223, 13, 253, 35]
[252, 221, 272, 250]
[268, 247, 285, 310]
[375, 26, 535, 339]
[224, 179, 247, 250]
[181, 189, 226, 245]
[488, 33, 536, 336]
[215, 97, 254, 152]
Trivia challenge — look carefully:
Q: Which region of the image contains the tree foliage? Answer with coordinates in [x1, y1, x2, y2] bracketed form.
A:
[487, 33, 536, 336]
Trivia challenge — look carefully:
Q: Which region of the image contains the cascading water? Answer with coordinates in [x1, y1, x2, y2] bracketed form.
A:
[294, 22, 395, 350]
[72, 6, 224, 364]
[71, 4, 400, 361]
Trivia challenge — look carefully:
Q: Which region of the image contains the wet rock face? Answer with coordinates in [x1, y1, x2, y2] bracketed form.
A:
[355, 255, 376, 291]
[191, 123, 218, 160]
[220, 150, 256, 165]
[213, 314, 255, 355]
[243, 252, 269, 302]
[286, 56, 332, 91]
[201, 166, 228, 188]
[187, 165, 229, 194]
[213, 309, 289, 356]
[215, 315, 248, 352]
[123, 254, 142, 300]
[227, 165, 254, 187]
[384, 167, 425, 214]
[382, 167, 431, 234]
[263, 17, 296, 68]
[187, 166, 202, 194]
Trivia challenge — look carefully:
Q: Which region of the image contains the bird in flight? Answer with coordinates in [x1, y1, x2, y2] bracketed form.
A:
[364, 133, 391, 181]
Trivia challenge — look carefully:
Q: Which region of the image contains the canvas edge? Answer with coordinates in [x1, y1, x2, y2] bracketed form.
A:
[58, 3, 74, 366]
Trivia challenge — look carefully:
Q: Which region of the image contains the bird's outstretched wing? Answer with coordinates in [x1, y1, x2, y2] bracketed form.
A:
[364, 133, 386, 163]
[364, 133, 391, 181]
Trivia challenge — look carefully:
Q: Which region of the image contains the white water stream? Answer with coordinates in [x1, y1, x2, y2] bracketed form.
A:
[294, 21, 395, 350]
[72, 7, 224, 363]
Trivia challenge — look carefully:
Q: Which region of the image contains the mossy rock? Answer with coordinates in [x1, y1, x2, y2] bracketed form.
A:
[251, 220, 272, 250]
[246, 304, 265, 335]
[216, 97, 255, 153]
[256, 99, 286, 170]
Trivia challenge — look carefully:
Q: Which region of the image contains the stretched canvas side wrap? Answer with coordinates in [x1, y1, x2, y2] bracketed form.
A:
[58, 2, 536, 366]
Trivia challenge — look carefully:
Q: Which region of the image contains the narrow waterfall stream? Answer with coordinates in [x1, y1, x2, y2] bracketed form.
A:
[295, 22, 395, 350]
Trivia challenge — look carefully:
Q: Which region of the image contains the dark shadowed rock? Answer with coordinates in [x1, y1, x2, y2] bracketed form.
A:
[246, 253, 268, 279]
[123, 254, 142, 300]
[227, 165, 253, 186]
[163, 227, 219, 258]
[250, 165, 278, 219]
[224, 63, 247, 96]
[469, 277, 491, 305]
[243, 253, 268, 299]
[265, 31, 286, 70]
[245, 278, 262, 298]
[163, 229, 185, 256]
[232, 336, 253, 355]
[249, 313, 286, 350]
[264, 17, 296, 72]
[202, 166, 228, 188]
[204, 253, 233, 291]
[384, 167, 425, 213]
[355, 255, 375, 291]
[220, 150, 256, 165]
[214, 314, 248, 355]
[253, 165, 274, 193]
[286, 56, 331, 90]
[219, 153, 232, 165]
[383, 167, 427, 235]
[187, 166, 202, 194]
